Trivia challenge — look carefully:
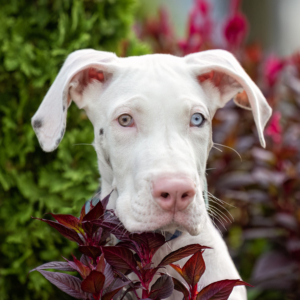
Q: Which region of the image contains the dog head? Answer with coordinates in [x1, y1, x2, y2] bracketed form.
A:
[32, 49, 272, 236]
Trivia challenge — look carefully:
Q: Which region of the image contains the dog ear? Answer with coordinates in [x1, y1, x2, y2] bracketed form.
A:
[185, 49, 272, 148]
[31, 49, 118, 152]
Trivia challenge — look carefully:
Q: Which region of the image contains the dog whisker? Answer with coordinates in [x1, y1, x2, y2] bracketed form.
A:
[212, 145, 222, 152]
[213, 142, 242, 162]
[207, 210, 223, 235]
[209, 205, 232, 225]
[207, 191, 236, 208]
[207, 197, 234, 221]
[208, 209, 227, 232]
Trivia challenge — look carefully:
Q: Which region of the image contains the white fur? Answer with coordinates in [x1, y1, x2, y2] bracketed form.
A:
[32, 49, 272, 300]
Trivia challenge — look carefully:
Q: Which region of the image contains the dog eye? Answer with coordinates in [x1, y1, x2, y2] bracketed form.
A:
[118, 114, 133, 127]
[190, 113, 205, 127]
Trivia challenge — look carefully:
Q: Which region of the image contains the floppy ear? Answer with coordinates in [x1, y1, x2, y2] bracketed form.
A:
[185, 49, 272, 148]
[31, 49, 118, 152]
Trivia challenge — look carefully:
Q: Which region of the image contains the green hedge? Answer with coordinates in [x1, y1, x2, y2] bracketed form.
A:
[0, 1, 149, 299]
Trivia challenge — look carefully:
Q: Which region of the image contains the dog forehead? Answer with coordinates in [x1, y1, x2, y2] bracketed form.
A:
[120, 53, 185, 69]
[108, 54, 207, 109]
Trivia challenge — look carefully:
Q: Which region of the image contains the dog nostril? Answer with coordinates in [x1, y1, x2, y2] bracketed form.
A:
[182, 192, 189, 199]
[161, 192, 169, 199]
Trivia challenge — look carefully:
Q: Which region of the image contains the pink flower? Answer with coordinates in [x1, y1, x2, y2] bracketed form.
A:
[223, 0, 248, 48]
[224, 13, 248, 48]
[266, 111, 282, 144]
[264, 55, 285, 88]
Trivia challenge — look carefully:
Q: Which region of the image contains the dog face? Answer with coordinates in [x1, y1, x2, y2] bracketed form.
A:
[32, 50, 272, 236]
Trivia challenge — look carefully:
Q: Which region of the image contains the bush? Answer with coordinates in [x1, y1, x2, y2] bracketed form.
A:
[0, 1, 148, 299]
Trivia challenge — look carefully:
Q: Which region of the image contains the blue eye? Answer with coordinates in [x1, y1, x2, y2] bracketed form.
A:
[190, 113, 205, 127]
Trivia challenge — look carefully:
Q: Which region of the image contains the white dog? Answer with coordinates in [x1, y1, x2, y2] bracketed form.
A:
[32, 49, 272, 300]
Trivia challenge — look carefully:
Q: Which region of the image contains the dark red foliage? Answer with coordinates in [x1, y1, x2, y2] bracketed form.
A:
[31, 193, 248, 300]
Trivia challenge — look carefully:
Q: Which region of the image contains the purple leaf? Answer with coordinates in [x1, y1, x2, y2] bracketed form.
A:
[182, 250, 206, 287]
[80, 255, 92, 267]
[102, 280, 130, 300]
[81, 271, 105, 296]
[78, 246, 102, 262]
[93, 215, 130, 241]
[102, 246, 138, 274]
[38, 270, 87, 299]
[196, 279, 252, 300]
[130, 232, 166, 259]
[101, 192, 113, 211]
[30, 261, 75, 273]
[32, 217, 83, 244]
[149, 274, 174, 299]
[159, 244, 210, 267]
[79, 205, 86, 222]
[172, 277, 190, 300]
[103, 263, 115, 290]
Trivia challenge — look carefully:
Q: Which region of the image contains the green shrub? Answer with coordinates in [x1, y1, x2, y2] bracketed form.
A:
[0, 1, 149, 299]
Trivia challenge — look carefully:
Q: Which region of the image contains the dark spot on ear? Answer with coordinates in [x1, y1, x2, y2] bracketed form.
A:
[33, 119, 43, 129]
[63, 105, 66, 112]
[99, 128, 104, 135]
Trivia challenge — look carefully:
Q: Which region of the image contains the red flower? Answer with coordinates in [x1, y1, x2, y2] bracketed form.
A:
[264, 55, 285, 88]
[265, 111, 282, 144]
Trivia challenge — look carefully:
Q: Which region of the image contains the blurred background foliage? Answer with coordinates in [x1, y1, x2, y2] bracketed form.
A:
[1, 0, 300, 299]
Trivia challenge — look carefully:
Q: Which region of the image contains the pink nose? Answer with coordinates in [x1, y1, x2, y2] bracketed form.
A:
[152, 177, 196, 212]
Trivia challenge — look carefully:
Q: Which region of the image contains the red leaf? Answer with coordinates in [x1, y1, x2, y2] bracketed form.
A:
[81, 270, 105, 296]
[32, 217, 83, 244]
[149, 274, 174, 299]
[197, 279, 252, 300]
[142, 267, 160, 286]
[78, 246, 102, 261]
[158, 244, 210, 267]
[182, 251, 206, 287]
[30, 261, 75, 273]
[82, 221, 101, 238]
[172, 277, 190, 300]
[38, 270, 87, 299]
[169, 264, 188, 283]
[96, 254, 105, 273]
[68, 254, 91, 279]
[102, 246, 137, 274]
[83, 198, 104, 222]
[49, 213, 81, 232]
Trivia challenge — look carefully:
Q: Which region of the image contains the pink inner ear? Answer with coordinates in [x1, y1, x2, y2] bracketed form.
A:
[197, 71, 225, 88]
[88, 68, 105, 83]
